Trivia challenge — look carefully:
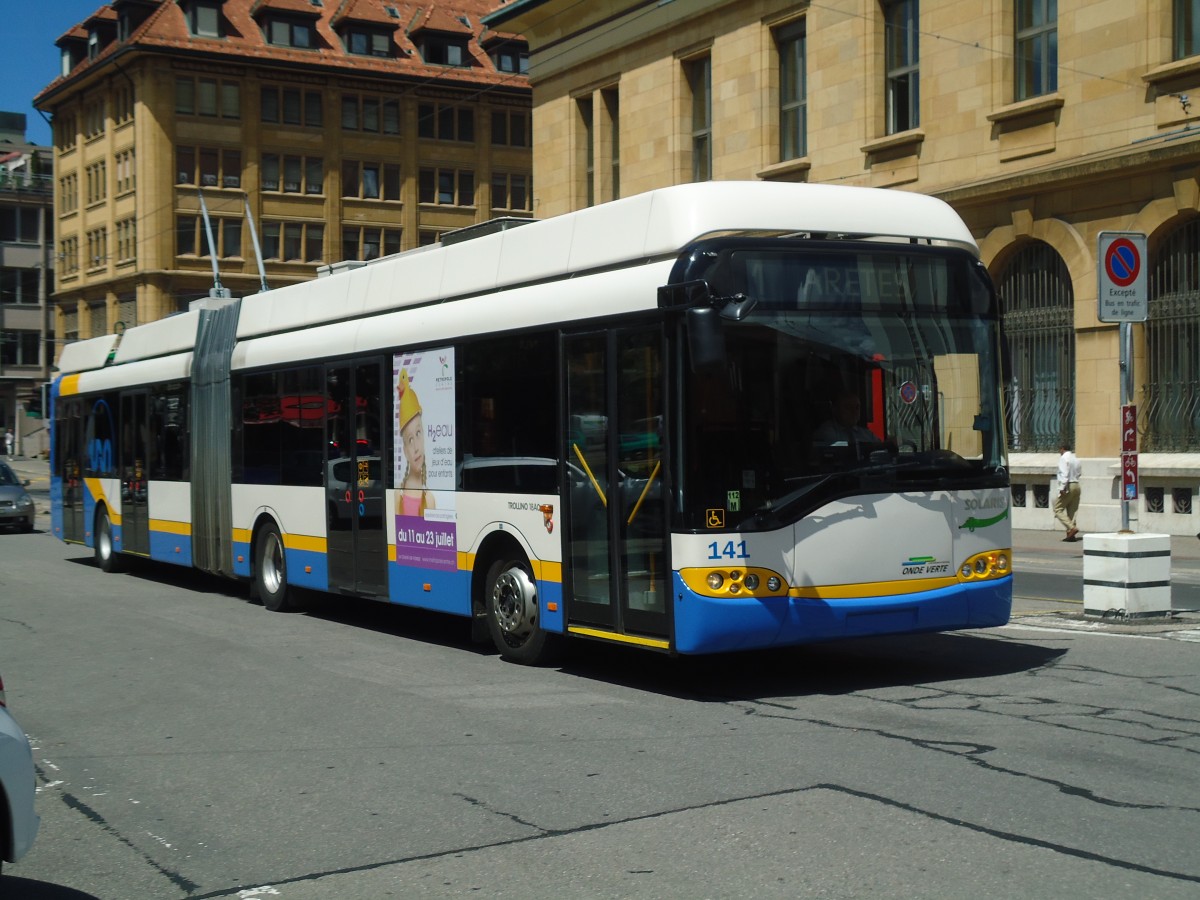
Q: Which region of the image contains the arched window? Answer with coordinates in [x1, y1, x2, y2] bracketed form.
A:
[1145, 219, 1200, 451]
[996, 241, 1074, 452]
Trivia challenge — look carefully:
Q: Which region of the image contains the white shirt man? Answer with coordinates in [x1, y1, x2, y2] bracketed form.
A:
[1054, 443, 1082, 541]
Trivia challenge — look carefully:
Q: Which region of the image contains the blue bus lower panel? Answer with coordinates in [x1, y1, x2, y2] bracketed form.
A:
[286, 547, 328, 591]
[389, 564, 472, 616]
[149, 531, 193, 568]
[539, 579, 564, 634]
[672, 573, 1013, 655]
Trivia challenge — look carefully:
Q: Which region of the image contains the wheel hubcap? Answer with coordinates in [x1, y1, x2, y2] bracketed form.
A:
[492, 567, 536, 639]
[262, 535, 284, 594]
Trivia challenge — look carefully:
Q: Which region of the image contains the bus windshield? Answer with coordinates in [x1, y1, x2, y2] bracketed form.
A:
[675, 241, 1007, 531]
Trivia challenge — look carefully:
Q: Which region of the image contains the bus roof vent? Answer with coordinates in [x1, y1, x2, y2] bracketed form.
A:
[441, 216, 537, 246]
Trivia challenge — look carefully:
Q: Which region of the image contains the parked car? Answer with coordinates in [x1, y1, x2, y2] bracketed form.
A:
[0, 673, 39, 875]
[0, 461, 35, 533]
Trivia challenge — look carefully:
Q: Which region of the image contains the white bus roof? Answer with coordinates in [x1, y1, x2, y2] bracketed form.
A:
[236, 181, 978, 340]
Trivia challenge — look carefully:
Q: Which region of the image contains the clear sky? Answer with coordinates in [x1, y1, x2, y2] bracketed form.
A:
[0, 1, 111, 147]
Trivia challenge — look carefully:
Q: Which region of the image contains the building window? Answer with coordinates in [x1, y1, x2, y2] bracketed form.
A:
[344, 28, 391, 57]
[262, 221, 324, 263]
[114, 84, 135, 125]
[86, 227, 108, 269]
[1176, 1, 1200, 59]
[341, 161, 401, 201]
[177, 146, 241, 189]
[418, 168, 474, 206]
[261, 153, 322, 194]
[84, 99, 106, 139]
[177, 215, 242, 258]
[115, 149, 136, 194]
[54, 112, 78, 151]
[0, 267, 41, 305]
[420, 35, 470, 67]
[59, 173, 79, 213]
[1015, 0, 1057, 101]
[261, 86, 322, 127]
[602, 87, 619, 202]
[685, 56, 712, 183]
[884, 0, 919, 133]
[418, 103, 474, 141]
[491, 109, 528, 147]
[85, 161, 107, 205]
[1146, 218, 1200, 451]
[342, 94, 400, 134]
[176, 77, 239, 119]
[776, 19, 807, 160]
[997, 241, 1074, 453]
[341, 226, 400, 261]
[0, 207, 44, 244]
[115, 218, 136, 263]
[490, 172, 531, 212]
[263, 16, 316, 49]
[59, 237, 80, 277]
[186, 0, 222, 38]
[576, 95, 593, 207]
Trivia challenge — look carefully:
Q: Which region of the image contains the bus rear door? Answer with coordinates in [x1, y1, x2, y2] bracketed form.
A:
[564, 327, 670, 645]
[119, 392, 150, 556]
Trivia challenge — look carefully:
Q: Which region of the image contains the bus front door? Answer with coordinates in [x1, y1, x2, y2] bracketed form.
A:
[325, 362, 388, 597]
[59, 397, 85, 543]
[119, 392, 150, 556]
[564, 328, 669, 644]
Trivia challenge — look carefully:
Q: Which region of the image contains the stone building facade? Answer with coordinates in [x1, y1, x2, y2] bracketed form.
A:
[35, 0, 531, 339]
[486, 0, 1200, 535]
[0, 112, 54, 458]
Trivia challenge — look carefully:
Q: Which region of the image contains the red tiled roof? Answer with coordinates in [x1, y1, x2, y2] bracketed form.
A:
[333, 0, 403, 28]
[37, 0, 527, 107]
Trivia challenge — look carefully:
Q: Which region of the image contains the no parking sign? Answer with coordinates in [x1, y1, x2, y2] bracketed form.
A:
[1097, 232, 1147, 322]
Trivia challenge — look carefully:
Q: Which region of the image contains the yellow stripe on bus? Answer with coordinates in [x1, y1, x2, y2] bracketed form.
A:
[567, 626, 670, 650]
[58, 374, 81, 397]
[790, 576, 958, 600]
[149, 520, 192, 536]
[283, 533, 326, 553]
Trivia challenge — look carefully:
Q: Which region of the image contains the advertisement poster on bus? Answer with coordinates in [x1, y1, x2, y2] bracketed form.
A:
[393, 348, 456, 570]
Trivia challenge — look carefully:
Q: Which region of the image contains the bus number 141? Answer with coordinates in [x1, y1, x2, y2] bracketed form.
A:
[708, 540, 749, 561]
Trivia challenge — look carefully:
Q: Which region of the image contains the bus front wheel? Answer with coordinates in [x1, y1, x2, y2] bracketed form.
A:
[94, 509, 122, 573]
[255, 523, 295, 612]
[484, 555, 562, 665]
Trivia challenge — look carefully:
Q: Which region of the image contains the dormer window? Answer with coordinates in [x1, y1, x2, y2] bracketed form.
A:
[420, 35, 470, 66]
[344, 28, 391, 57]
[186, 0, 223, 38]
[88, 30, 101, 60]
[264, 16, 316, 49]
[490, 42, 528, 74]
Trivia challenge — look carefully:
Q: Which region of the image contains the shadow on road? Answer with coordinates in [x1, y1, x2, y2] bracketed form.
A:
[57, 549, 1063, 700]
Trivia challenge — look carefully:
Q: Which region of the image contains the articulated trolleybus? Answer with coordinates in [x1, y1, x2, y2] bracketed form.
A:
[51, 182, 1011, 664]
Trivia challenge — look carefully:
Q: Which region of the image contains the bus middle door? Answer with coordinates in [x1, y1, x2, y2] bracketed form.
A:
[564, 327, 669, 645]
[325, 362, 387, 597]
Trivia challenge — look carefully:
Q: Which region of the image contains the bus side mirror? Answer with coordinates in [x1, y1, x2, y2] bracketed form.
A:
[686, 306, 726, 375]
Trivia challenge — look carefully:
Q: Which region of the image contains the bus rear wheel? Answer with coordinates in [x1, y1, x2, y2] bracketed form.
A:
[255, 523, 295, 612]
[484, 555, 562, 665]
[94, 509, 122, 573]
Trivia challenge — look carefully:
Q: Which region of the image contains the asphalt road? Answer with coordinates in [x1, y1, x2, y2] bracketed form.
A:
[2, 528, 1200, 899]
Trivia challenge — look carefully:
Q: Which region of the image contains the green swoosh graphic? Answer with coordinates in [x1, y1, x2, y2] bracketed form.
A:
[959, 507, 1010, 532]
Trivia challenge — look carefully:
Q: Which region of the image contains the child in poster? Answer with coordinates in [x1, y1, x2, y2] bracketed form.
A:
[393, 350, 456, 571]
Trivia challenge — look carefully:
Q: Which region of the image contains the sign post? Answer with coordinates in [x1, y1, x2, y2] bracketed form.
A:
[1098, 232, 1148, 531]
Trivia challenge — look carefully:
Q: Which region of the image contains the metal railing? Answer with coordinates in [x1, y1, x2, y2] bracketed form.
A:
[997, 240, 1075, 452]
[1144, 218, 1200, 451]
[0, 172, 53, 196]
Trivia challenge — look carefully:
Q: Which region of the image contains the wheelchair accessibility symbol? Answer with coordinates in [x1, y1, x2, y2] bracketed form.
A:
[706, 508, 726, 528]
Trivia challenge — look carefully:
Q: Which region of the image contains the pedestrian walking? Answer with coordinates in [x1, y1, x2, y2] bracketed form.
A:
[3, 428, 12, 457]
[1054, 441, 1082, 541]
